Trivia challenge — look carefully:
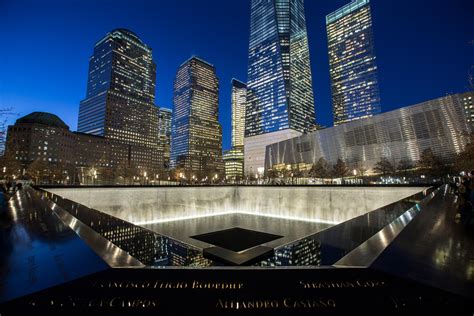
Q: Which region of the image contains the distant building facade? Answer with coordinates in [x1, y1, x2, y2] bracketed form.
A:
[223, 149, 244, 182]
[78, 29, 163, 173]
[245, 0, 316, 177]
[326, 0, 381, 126]
[5, 112, 130, 182]
[265, 94, 472, 174]
[225, 79, 247, 180]
[158, 107, 173, 169]
[231, 79, 246, 150]
[462, 91, 474, 130]
[171, 57, 223, 178]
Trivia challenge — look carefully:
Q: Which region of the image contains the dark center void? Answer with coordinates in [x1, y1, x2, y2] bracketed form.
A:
[191, 227, 283, 252]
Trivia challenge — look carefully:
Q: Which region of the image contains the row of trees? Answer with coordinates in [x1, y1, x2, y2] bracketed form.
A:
[0, 153, 224, 185]
[267, 142, 474, 182]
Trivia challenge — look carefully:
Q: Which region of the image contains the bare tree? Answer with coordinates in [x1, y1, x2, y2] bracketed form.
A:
[0, 108, 18, 156]
[27, 159, 49, 184]
[469, 40, 474, 90]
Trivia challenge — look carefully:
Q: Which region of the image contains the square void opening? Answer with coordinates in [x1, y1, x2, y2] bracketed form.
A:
[191, 227, 283, 252]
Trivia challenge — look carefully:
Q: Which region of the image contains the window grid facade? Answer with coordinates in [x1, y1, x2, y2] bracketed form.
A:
[462, 91, 474, 130]
[326, 0, 381, 126]
[231, 79, 247, 150]
[78, 29, 163, 173]
[171, 57, 223, 176]
[158, 108, 173, 168]
[246, 0, 316, 137]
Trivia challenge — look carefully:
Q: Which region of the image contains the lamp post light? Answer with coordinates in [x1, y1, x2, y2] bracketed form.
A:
[91, 169, 97, 185]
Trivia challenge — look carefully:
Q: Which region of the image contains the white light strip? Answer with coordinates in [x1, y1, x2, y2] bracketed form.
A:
[134, 211, 235, 225]
[134, 211, 340, 226]
[238, 211, 341, 225]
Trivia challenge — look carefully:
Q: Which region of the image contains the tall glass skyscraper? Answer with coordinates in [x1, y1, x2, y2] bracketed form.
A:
[326, 0, 381, 126]
[171, 57, 223, 178]
[245, 0, 315, 176]
[246, 0, 315, 136]
[224, 79, 247, 181]
[231, 79, 247, 150]
[158, 107, 173, 169]
[78, 29, 163, 172]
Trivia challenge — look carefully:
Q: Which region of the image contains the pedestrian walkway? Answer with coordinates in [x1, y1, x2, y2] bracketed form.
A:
[371, 185, 474, 298]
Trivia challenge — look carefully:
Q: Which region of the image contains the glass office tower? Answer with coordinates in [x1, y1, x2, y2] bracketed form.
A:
[159, 107, 173, 169]
[171, 57, 223, 178]
[78, 29, 162, 172]
[327, 0, 381, 126]
[231, 79, 247, 150]
[224, 79, 247, 180]
[246, 0, 315, 136]
[245, 0, 315, 176]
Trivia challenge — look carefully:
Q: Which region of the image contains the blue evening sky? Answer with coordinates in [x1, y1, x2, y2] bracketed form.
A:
[1, 0, 473, 150]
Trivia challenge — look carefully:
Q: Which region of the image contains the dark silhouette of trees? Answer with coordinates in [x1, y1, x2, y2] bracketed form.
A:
[373, 158, 395, 176]
[309, 158, 330, 180]
[454, 133, 474, 172]
[416, 148, 448, 177]
[331, 158, 350, 179]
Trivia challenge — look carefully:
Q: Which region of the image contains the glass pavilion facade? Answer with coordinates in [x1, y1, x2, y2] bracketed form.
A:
[265, 94, 472, 174]
[326, 0, 381, 126]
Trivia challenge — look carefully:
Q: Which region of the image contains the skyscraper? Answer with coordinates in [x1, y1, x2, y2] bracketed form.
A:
[158, 107, 173, 169]
[231, 79, 247, 150]
[78, 29, 163, 173]
[245, 0, 315, 177]
[326, 0, 381, 126]
[224, 79, 247, 181]
[171, 57, 223, 179]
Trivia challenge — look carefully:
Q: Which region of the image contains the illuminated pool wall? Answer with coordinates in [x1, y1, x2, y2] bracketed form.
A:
[46, 187, 427, 225]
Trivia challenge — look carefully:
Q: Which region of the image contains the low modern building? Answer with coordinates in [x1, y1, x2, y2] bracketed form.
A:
[265, 94, 472, 174]
[223, 148, 244, 181]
